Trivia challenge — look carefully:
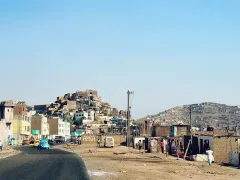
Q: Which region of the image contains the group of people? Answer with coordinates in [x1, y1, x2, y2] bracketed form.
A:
[160, 139, 184, 155]
[136, 138, 214, 167]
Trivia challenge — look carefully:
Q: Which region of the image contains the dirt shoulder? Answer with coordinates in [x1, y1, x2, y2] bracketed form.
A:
[0, 146, 20, 159]
[58, 144, 240, 180]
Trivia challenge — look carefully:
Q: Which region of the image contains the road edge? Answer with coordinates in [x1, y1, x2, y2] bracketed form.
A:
[0, 148, 21, 160]
[52, 145, 91, 179]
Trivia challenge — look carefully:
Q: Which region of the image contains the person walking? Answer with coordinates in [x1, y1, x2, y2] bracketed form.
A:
[0, 140, 3, 151]
[165, 141, 169, 157]
[97, 138, 101, 147]
[180, 142, 184, 153]
[78, 136, 82, 145]
[160, 139, 164, 153]
[137, 140, 143, 152]
[206, 147, 214, 167]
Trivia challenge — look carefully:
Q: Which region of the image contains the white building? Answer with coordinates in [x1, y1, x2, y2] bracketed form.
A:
[75, 111, 88, 119]
[47, 117, 70, 140]
[75, 110, 95, 121]
[0, 101, 15, 145]
[64, 121, 70, 140]
[87, 109, 95, 121]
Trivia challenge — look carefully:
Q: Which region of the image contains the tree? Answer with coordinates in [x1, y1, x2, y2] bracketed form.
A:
[73, 116, 86, 126]
[63, 114, 72, 122]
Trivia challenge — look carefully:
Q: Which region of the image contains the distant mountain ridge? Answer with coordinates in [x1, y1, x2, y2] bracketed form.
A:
[138, 102, 240, 130]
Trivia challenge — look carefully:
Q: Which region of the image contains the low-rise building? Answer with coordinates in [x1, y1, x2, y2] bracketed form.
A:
[75, 111, 88, 120]
[12, 115, 31, 144]
[75, 110, 95, 121]
[12, 102, 32, 144]
[31, 114, 49, 138]
[0, 101, 15, 145]
[47, 117, 70, 140]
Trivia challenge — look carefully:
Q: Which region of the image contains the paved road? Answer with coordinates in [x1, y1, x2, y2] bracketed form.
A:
[0, 146, 90, 180]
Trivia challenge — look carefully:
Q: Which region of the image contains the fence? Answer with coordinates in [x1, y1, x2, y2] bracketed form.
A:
[213, 136, 240, 163]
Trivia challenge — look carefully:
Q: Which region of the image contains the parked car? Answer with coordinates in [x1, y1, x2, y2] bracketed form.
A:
[71, 136, 78, 144]
[54, 136, 65, 143]
[22, 140, 30, 145]
[48, 139, 55, 145]
[29, 136, 35, 144]
[33, 140, 40, 148]
[38, 140, 50, 149]
[104, 136, 114, 148]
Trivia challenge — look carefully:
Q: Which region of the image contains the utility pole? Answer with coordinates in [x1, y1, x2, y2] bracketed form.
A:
[127, 90, 134, 147]
[228, 112, 230, 134]
[189, 105, 192, 143]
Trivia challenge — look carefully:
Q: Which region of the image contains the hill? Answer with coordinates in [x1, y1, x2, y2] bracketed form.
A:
[138, 102, 240, 130]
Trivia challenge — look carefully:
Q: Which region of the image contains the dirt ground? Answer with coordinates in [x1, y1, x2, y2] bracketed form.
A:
[58, 144, 240, 180]
[0, 147, 20, 159]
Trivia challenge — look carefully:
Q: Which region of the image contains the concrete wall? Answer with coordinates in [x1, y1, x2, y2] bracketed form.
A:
[81, 134, 126, 145]
[229, 152, 240, 166]
[14, 103, 27, 116]
[47, 118, 58, 135]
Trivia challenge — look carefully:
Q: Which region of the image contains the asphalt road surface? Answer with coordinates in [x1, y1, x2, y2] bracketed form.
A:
[0, 146, 90, 180]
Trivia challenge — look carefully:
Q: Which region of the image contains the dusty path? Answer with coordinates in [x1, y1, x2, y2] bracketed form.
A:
[59, 144, 240, 180]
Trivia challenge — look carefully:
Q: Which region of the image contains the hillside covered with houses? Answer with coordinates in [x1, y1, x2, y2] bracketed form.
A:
[0, 89, 127, 146]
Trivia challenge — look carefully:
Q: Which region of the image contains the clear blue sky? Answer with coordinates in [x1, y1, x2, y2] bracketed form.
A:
[1, 0, 240, 118]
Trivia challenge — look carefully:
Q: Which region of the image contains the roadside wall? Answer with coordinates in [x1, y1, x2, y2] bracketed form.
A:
[81, 134, 126, 145]
[213, 137, 238, 163]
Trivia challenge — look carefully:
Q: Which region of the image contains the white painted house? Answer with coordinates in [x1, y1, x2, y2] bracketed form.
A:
[75, 110, 95, 121]
[47, 117, 70, 140]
